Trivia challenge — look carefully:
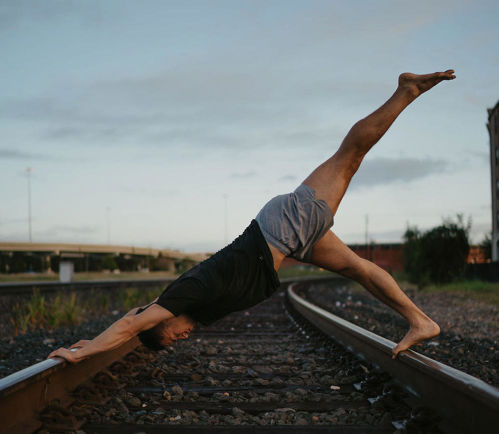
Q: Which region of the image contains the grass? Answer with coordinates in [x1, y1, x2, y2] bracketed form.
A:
[421, 280, 499, 306]
[9, 286, 163, 336]
[116, 287, 160, 311]
[0, 274, 58, 282]
[10, 288, 83, 335]
[0, 270, 176, 283]
[278, 266, 334, 280]
[8, 269, 497, 335]
[279, 268, 499, 307]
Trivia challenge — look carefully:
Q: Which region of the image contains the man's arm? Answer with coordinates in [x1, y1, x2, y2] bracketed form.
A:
[48, 304, 173, 363]
[66, 303, 158, 352]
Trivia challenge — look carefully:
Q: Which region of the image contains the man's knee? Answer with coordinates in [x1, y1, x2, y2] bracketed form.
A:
[326, 156, 362, 190]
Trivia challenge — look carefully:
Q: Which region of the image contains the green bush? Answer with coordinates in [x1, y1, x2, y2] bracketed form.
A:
[101, 255, 118, 271]
[403, 215, 470, 285]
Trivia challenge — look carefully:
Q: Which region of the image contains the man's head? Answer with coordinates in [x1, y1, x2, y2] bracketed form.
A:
[138, 313, 196, 351]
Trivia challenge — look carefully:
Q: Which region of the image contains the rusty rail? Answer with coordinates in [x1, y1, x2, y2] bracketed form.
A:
[0, 338, 139, 433]
[286, 282, 499, 434]
[0, 277, 339, 433]
[3, 275, 497, 434]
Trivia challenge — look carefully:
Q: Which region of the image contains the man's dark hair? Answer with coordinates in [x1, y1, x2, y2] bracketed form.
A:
[136, 305, 167, 351]
[138, 324, 166, 351]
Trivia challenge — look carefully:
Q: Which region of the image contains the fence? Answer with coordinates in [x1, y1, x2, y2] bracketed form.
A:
[466, 262, 499, 282]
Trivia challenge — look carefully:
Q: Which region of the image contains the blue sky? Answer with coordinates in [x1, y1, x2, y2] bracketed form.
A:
[1, 0, 498, 252]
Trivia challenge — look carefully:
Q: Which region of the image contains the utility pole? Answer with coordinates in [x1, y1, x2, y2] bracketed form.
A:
[26, 167, 32, 242]
[106, 206, 111, 244]
[365, 214, 369, 260]
[223, 194, 228, 245]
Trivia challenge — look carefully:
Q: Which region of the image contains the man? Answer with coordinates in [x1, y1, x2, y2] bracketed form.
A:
[49, 70, 455, 363]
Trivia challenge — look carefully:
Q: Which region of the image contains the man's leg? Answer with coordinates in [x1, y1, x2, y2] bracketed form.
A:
[305, 70, 455, 356]
[303, 70, 455, 215]
[310, 231, 439, 357]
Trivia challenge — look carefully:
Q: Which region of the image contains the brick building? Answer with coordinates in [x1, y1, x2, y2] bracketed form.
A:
[281, 242, 486, 273]
[349, 243, 404, 273]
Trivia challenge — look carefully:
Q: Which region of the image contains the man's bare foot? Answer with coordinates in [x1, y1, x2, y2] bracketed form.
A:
[398, 70, 456, 98]
[392, 318, 440, 358]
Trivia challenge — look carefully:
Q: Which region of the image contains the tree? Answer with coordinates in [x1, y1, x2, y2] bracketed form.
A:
[101, 255, 118, 271]
[403, 215, 470, 285]
[480, 231, 492, 261]
[403, 225, 425, 284]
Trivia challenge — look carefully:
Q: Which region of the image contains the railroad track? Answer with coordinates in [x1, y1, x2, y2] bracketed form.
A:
[0, 278, 172, 296]
[1, 277, 498, 433]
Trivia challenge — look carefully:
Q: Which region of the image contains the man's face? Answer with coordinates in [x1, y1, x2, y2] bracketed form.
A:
[160, 314, 195, 346]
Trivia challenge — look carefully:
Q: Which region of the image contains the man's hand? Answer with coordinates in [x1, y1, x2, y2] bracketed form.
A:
[48, 347, 86, 363]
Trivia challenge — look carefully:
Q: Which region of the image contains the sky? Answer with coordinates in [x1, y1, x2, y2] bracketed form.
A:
[1, 0, 498, 252]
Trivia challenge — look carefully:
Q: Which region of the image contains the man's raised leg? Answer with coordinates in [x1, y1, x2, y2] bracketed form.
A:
[303, 70, 455, 215]
[305, 70, 455, 356]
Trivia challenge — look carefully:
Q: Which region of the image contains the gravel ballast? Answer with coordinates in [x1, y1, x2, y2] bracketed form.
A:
[1, 278, 497, 389]
[299, 279, 498, 386]
[39, 292, 440, 431]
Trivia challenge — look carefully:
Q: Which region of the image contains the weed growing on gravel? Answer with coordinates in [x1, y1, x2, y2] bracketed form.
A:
[9, 288, 83, 334]
[10, 302, 31, 335]
[117, 287, 160, 311]
[87, 289, 110, 313]
[118, 287, 143, 310]
[27, 288, 47, 327]
[51, 292, 80, 327]
[8, 286, 162, 335]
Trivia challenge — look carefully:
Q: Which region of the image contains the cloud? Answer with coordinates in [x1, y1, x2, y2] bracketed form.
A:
[0, 0, 472, 156]
[342, 227, 406, 244]
[0, 224, 99, 243]
[115, 185, 178, 197]
[469, 221, 491, 243]
[0, 217, 27, 225]
[0, 1, 101, 30]
[3, 2, 438, 152]
[231, 171, 256, 179]
[466, 150, 489, 164]
[1, 84, 346, 153]
[34, 224, 100, 239]
[53, 224, 98, 234]
[350, 157, 447, 189]
[278, 174, 297, 182]
[0, 148, 47, 160]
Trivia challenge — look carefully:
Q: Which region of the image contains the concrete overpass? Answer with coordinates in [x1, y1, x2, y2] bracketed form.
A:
[0, 242, 208, 274]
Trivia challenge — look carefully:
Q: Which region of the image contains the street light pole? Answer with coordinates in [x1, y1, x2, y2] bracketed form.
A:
[26, 167, 32, 242]
[106, 206, 111, 244]
[223, 194, 228, 245]
[365, 214, 369, 260]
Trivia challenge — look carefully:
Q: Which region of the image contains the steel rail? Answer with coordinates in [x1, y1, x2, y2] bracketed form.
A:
[0, 275, 338, 434]
[0, 272, 337, 296]
[0, 337, 139, 434]
[287, 282, 499, 434]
